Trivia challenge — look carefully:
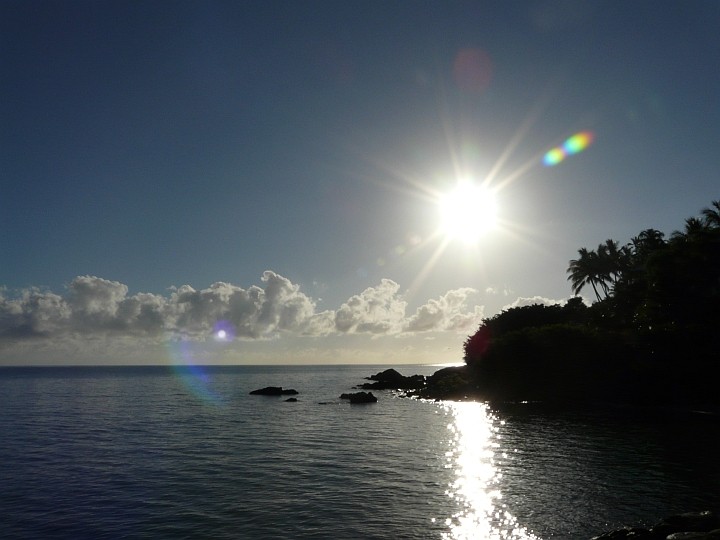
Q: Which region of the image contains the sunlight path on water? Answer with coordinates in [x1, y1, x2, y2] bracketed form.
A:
[441, 402, 539, 540]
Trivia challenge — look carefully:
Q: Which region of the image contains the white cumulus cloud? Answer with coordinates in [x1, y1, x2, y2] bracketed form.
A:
[0, 272, 487, 351]
[334, 279, 406, 334]
[166, 271, 329, 339]
[405, 288, 484, 333]
[502, 295, 569, 310]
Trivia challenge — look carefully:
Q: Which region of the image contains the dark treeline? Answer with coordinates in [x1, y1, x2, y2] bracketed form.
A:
[460, 200, 720, 407]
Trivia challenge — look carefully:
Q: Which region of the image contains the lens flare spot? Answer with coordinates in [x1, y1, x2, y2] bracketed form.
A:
[213, 320, 235, 341]
[165, 341, 223, 405]
[543, 131, 594, 166]
[542, 147, 565, 166]
[563, 132, 593, 154]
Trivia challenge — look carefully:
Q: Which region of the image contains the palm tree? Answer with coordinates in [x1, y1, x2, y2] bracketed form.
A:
[630, 229, 666, 261]
[567, 247, 603, 301]
[701, 200, 720, 229]
[568, 240, 629, 302]
[596, 239, 628, 292]
[624, 229, 666, 290]
[671, 216, 709, 242]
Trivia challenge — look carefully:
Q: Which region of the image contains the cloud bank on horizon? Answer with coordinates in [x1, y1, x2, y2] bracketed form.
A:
[0, 271, 487, 347]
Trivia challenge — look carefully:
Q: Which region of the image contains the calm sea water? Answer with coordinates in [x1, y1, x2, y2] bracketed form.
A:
[1, 364, 719, 539]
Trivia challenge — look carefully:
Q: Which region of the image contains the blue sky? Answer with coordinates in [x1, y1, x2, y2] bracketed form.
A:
[2, 1, 719, 365]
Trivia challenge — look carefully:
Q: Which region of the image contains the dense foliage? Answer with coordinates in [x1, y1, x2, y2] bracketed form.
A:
[463, 200, 720, 406]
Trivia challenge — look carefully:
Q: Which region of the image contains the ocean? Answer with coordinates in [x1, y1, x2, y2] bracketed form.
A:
[1, 364, 719, 539]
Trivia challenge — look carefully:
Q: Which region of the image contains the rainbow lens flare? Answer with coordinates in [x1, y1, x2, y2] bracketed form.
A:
[167, 340, 224, 405]
[543, 131, 594, 166]
[162, 319, 238, 406]
[543, 148, 565, 166]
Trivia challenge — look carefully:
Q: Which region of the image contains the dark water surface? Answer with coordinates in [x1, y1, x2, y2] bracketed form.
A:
[1, 364, 718, 539]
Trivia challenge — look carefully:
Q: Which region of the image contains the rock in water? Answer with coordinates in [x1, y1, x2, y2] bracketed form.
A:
[339, 391, 377, 404]
[249, 386, 299, 396]
[360, 368, 426, 390]
[366, 368, 405, 383]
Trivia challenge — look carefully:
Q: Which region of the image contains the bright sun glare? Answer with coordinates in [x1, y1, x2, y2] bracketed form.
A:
[438, 181, 498, 244]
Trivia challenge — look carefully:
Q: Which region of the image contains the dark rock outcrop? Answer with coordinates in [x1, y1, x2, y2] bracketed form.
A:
[404, 366, 478, 400]
[340, 391, 377, 403]
[358, 366, 479, 400]
[358, 368, 426, 390]
[284, 397, 298, 402]
[591, 511, 720, 540]
[249, 386, 299, 396]
[651, 512, 720, 539]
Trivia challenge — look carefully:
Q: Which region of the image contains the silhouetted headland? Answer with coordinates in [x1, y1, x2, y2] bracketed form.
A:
[368, 200, 720, 410]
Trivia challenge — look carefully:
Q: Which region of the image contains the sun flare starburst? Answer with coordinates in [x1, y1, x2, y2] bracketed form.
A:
[343, 92, 591, 301]
[438, 181, 499, 245]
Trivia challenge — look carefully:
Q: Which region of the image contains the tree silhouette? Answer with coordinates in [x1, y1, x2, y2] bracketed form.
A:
[701, 199, 720, 229]
[567, 247, 603, 301]
[671, 216, 709, 242]
[459, 199, 720, 406]
[596, 239, 629, 295]
[630, 229, 666, 262]
[567, 240, 627, 302]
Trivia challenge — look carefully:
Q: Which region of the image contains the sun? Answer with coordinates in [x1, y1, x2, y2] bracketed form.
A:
[438, 181, 498, 244]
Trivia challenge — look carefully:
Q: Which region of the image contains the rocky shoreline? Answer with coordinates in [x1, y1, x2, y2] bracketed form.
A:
[357, 366, 478, 401]
[591, 510, 720, 539]
[359, 367, 720, 415]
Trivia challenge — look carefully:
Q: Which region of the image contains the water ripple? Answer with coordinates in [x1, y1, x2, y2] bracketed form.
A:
[1, 366, 719, 539]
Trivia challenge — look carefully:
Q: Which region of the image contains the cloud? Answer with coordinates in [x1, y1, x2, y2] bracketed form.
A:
[334, 279, 406, 334]
[0, 277, 167, 339]
[68, 276, 166, 335]
[502, 295, 569, 310]
[166, 271, 330, 339]
[405, 288, 484, 333]
[0, 272, 487, 349]
[259, 271, 323, 334]
[0, 288, 69, 338]
[484, 286, 512, 297]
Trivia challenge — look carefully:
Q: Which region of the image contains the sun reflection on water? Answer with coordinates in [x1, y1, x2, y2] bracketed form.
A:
[441, 402, 539, 540]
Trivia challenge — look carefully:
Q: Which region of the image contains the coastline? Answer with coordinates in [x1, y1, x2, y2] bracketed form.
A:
[360, 365, 720, 415]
